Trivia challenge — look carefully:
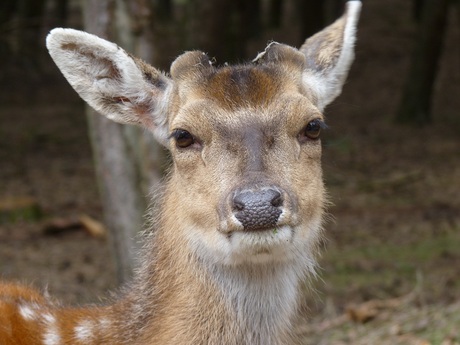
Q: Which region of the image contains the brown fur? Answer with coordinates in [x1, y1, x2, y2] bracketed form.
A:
[0, 2, 361, 344]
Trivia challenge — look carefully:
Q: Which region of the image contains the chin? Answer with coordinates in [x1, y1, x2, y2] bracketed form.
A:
[226, 225, 295, 265]
[189, 224, 317, 267]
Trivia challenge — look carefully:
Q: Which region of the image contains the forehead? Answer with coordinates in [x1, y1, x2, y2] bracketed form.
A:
[207, 63, 308, 110]
[171, 63, 321, 133]
[201, 65, 293, 110]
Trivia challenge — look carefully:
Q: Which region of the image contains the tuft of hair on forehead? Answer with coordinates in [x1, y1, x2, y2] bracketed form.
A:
[202, 65, 285, 110]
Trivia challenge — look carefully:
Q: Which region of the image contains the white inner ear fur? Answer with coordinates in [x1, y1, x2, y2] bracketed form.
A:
[46, 28, 172, 147]
[302, 1, 361, 111]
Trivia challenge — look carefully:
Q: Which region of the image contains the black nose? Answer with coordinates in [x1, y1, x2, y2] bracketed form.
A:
[232, 188, 283, 231]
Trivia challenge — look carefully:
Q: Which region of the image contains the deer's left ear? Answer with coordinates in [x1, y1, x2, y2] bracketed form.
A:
[300, 1, 361, 111]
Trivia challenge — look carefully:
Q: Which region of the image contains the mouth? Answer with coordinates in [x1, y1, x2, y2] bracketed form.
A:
[227, 225, 284, 236]
[231, 224, 293, 239]
[226, 225, 295, 264]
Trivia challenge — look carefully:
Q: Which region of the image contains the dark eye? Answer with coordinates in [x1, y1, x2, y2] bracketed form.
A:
[299, 119, 323, 142]
[172, 129, 195, 148]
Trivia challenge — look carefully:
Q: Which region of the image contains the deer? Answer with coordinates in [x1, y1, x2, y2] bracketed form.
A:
[0, 1, 361, 344]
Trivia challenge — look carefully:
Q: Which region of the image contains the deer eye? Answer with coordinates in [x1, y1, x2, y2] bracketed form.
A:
[172, 129, 195, 148]
[299, 119, 324, 143]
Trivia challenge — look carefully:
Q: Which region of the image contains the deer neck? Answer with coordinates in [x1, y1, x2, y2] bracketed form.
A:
[121, 213, 307, 345]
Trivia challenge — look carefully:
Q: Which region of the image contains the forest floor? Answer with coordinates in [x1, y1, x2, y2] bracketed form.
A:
[1, 1, 459, 344]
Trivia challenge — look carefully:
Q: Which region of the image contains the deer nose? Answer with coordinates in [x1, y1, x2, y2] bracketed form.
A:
[232, 189, 283, 231]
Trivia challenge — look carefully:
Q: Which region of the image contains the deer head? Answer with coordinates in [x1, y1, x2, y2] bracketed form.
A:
[46, 1, 361, 269]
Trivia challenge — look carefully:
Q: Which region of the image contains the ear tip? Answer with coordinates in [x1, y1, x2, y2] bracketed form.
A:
[343, 0, 362, 34]
[46, 28, 63, 47]
[46, 28, 80, 49]
[345, 1, 362, 15]
[47, 28, 77, 40]
[46, 28, 120, 58]
[46, 28, 98, 46]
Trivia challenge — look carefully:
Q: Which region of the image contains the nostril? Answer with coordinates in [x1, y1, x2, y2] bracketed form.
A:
[232, 192, 248, 212]
[233, 199, 245, 211]
[270, 192, 283, 208]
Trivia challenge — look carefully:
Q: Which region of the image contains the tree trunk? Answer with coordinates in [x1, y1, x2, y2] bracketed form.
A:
[396, 0, 450, 124]
[83, 0, 167, 284]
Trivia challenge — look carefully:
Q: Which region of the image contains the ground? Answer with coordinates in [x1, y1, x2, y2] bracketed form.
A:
[0, 1, 459, 344]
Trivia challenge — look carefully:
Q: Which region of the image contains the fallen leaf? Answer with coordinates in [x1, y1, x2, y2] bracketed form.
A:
[346, 303, 378, 323]
[79, 214, 107, 239]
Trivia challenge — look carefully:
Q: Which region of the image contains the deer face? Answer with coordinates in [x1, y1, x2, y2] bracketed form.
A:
[165, 46, 326, 264]
[46, 1, 360, 266]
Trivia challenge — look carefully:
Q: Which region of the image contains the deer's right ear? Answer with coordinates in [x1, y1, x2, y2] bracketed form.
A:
[299, 1, 361, 111]
[46, 28, 172, 146]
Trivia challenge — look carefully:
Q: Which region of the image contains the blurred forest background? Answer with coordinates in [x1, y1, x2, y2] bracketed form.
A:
[1, 0, 459, 343]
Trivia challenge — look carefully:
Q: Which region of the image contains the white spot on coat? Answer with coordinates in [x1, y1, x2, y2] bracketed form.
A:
[19, 304, 37, 321]
[43, 313, 61, 345]
[75, 319, 94, 342]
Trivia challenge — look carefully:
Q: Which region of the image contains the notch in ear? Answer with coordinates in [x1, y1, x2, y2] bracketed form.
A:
[300, 1, 362, 111]
[46, 28, 173, 146]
